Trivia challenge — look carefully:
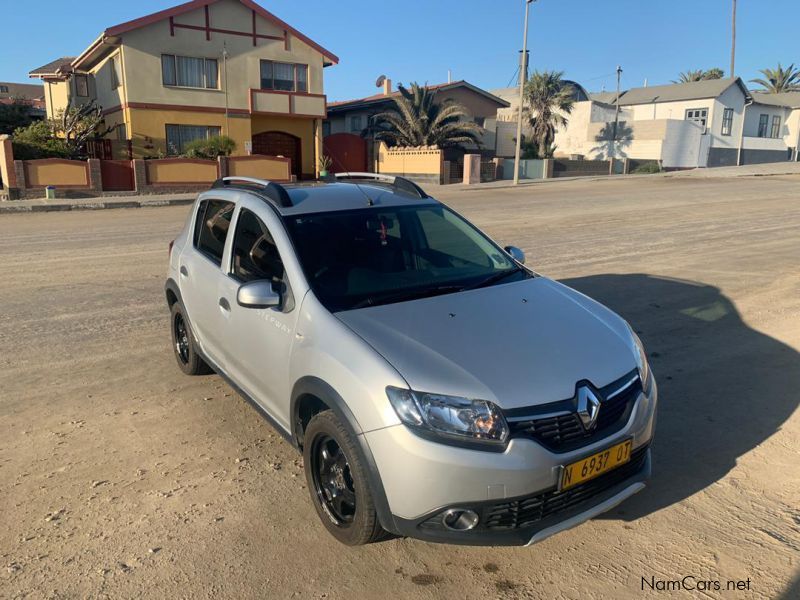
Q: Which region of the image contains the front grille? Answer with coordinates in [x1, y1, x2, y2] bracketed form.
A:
[483, 445, 649, 530]
[507, 372, 642, 452]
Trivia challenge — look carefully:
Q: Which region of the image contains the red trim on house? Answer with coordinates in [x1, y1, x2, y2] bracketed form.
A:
[204, 4, 211, 40]
[103, 0, 338, 63]
[126, 101, 250, 115]
[284, 30, 289, 51]
[251, 10, 257, 46]
[169, 16, 175, 36]
[249, 88, 327, 119]
[171, 22, 282, 41]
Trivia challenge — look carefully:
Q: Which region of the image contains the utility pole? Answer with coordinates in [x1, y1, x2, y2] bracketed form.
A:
[730, 0, 737, 78]
[513, 0, 535, 186]
[613, 65, 623, 146]
[222, 42, 230, 137]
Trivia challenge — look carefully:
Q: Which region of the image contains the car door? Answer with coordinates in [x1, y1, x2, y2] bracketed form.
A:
[216, 204, 302, 429]
[179, 197, 236, 368]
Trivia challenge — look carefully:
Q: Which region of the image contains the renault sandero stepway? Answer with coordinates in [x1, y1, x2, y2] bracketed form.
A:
[165, 173, 656, 546]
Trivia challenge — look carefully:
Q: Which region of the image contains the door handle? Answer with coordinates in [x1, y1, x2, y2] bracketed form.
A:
[180, 265, 189, 277]
[219, 297, 231, 312]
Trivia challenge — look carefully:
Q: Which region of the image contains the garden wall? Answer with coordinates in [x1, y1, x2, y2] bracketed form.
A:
[228, 155, 291, 182]
[24, 159, 90, 188]
[145, 158, 218, 185]
[376, 143, 443, 185]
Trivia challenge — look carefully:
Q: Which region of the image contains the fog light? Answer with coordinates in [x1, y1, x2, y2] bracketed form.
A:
[442, 508, 479, 531]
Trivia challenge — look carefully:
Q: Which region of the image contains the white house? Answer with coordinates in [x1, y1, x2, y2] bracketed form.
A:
[491, 77, 800, 169]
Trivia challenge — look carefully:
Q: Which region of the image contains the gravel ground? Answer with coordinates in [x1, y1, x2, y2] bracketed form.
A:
[1, 174, 799, 599]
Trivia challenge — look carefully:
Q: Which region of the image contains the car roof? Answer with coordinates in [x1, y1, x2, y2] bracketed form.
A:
[202, 180, 440, 216]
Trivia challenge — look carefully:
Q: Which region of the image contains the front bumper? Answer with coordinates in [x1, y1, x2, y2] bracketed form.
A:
[365, 378, 657, 545]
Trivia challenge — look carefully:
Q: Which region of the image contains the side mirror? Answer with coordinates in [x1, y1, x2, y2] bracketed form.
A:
[504, 245, 526, 264]
[237, 280, 280, 309]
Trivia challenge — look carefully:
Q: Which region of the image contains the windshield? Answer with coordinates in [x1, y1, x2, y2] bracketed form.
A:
[283, 204, 530, 311]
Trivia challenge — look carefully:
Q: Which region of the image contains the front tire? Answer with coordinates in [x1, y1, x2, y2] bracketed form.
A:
[303, 410, 386, 545]
[170, 303, 210, 375]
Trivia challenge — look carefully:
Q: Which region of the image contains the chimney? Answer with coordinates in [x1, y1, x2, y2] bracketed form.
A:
[382, 78, 392, 96]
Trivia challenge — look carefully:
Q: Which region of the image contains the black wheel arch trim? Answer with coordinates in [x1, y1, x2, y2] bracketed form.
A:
[165, 277, 182, 308]
[291, 376, 399, 535]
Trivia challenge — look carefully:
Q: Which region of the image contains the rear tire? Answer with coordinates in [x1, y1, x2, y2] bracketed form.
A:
[170, 303, 211, 375]
[303, 410, 386, 545]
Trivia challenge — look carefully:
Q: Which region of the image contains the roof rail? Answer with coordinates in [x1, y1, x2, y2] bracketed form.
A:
[334, 172, 429, 199]
[211, 176, 292, 208]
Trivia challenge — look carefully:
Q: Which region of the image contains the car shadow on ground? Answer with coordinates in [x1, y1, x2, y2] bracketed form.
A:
[560, 273, 800, 521]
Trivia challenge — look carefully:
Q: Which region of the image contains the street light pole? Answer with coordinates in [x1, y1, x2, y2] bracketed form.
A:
[730, 0, 737, 78]
[513, 0, 535, 186]
[612, 65, 623, 148]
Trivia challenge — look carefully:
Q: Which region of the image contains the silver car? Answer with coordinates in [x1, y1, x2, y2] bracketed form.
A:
[165, 174, 657, 546]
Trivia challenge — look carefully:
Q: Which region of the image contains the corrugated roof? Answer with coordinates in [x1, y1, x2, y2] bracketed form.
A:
[752, 91, 800, 109]
[589, 91, 623, 105]
[615, 78, 748, 106]
[29, 57, 76, 77]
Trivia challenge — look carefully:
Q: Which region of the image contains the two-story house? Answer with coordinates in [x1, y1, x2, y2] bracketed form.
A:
[29, 0, 338, 179]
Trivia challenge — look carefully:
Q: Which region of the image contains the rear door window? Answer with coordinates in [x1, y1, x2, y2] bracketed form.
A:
[194, 199, 235, 266]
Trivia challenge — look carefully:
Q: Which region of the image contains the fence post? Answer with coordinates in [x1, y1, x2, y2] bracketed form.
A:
[13, 160, 27, 191]
[623, 158, 630, 174]
[543, 159, 554, 179]
[217, 155, 229, 179]
[441, 161, 451, 185]
[132, 159, 148, 194]
[462, 154, 481, 185]
[0, 135, 18, 191]
[87, 158, 103, 193]
[493, 157, 504, 180]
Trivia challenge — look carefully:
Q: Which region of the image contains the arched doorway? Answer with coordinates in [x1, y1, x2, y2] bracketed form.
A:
[252, 131, 301, 179]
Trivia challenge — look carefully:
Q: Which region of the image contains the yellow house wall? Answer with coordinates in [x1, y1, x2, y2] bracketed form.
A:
[24, 160, 88, 187]
[43, 80, 70, 119]
[119, 0, 326, 110]
[127, 107, 252, 157]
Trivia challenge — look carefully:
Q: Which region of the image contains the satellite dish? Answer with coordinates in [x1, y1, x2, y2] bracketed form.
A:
[375, 75, 386, 88]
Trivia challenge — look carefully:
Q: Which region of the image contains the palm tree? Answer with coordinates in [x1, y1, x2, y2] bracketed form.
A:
[750, 63, 800, 93]
[371, 83, 483, 148]
[674, 68, 724, 83]
[521, 70, 575, 158]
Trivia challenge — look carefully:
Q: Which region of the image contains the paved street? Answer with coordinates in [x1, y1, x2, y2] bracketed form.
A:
[1, 174, 799, 599]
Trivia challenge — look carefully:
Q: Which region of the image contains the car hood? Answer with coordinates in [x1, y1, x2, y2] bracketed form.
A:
[335, 277, 637, 410]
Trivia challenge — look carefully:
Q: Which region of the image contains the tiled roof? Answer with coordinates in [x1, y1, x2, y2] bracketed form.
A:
[328, 81, 509, 111]
[29, 57, 76, 77]
[0, 81, 45, 100]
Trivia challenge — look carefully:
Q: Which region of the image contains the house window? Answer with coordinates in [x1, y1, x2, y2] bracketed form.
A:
[165, 124, 221, 155]
[685, 108, 708, 128]
[770, 115, 782, 139]
[109, 56, 121, 89]
[260, 61, 308, 92]
[721, 108, 734, 136]
[322, 121, 331, 137]
[349, 115, 363, 133]
[0, 85, 8, 93]
[116, 123, 127, 141]
[75, 74, 89, 97]
[757, 114, 769, 137]
[161, 55, 218, 89]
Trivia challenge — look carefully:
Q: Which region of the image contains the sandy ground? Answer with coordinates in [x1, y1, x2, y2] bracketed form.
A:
[1, 174, 799, 599]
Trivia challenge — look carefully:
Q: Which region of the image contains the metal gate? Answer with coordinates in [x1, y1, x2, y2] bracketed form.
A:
[100, 160, 135, 191]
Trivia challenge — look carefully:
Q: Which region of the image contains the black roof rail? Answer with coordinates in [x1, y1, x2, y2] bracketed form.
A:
[333, 172, 429, 199]
[211, 176, 293, 208]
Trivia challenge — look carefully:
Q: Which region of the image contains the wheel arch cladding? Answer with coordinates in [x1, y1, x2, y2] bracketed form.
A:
[290, 376, 400, 534]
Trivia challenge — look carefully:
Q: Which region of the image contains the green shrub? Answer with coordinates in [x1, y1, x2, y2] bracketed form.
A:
[632, 162, 661, 174]
[183, 135, 236, 159]
[11, 121, 70, 160]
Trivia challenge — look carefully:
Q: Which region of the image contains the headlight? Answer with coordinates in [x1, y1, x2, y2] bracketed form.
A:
[628, 325, 651, 387]
[386, 387, 509, 447]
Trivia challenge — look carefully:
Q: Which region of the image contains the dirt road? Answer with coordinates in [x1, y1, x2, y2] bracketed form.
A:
[1, 175, 799, 599]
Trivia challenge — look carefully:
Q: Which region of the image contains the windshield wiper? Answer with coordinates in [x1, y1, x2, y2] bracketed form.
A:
[351, 285, 464, 310]
[463, 266, 524, 291]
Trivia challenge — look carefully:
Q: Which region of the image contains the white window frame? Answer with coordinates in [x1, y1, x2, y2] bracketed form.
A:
[721, 108, 734, 136]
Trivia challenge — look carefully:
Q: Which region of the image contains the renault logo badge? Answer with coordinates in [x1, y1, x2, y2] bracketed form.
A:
[576, 386, 601, 431]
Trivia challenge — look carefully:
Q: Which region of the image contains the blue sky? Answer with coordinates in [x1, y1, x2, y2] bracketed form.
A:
[1, 0, 797, 100]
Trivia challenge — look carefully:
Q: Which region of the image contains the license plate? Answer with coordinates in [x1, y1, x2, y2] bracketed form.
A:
[560, 439, 633, 491]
